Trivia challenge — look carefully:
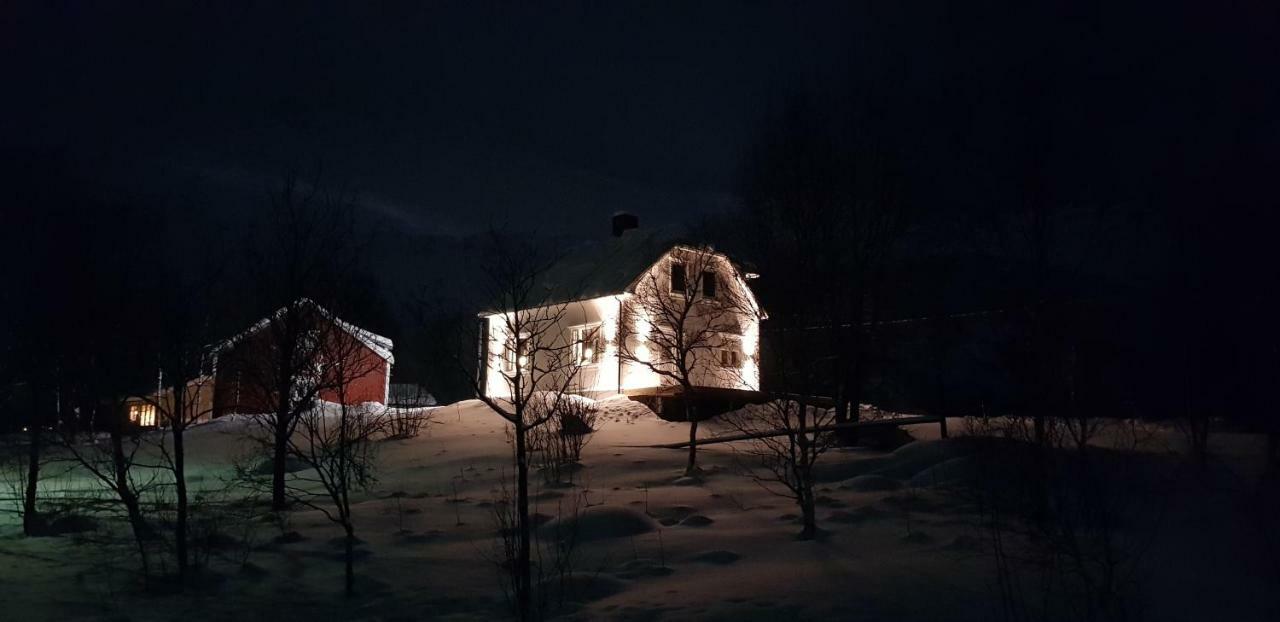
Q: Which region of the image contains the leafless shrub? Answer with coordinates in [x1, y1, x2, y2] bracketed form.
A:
[488, 470, 589, 621]
[530, 399, 599, 486]
[286, 400, 387, 597]
[57, 422, 165, 589]
[385, 406, 434, 440]
[462, 228, 595, 621]
[946, 438, 1157, 622]
[723, 400, 836, 540]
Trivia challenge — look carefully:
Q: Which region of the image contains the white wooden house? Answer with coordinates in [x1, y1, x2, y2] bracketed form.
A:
[477, 217, 763, 406]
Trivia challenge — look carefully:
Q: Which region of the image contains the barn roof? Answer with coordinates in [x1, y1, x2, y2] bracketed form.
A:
[212, 298, 394, 364]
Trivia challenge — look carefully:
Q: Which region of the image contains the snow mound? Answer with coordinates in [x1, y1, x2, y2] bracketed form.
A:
[840, 474, 904, 492]
[720, 401, 834, 423]
[871, 439, 981, 479]
[909, 455, 983, 488]
[813, 455, 893, 482]
[596, 394, 658, 422]
[679, 514, 714, 527]
[538, 573, 626, 603]
[540, 506, 656, 542]
[687, 550, 741, 565]
[826, 505, 890, 524]
[900, 530, 934, 545]
[942, 535, 983, 552]
[612, 558, 674, 579]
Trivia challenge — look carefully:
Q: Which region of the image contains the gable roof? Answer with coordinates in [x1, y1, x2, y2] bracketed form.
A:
[213, 298, 394, 364]
[531, 226, 687, 308]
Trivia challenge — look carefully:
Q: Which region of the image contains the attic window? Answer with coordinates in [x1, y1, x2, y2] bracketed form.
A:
[670, 261, 687, 294]
[718, 347, 741, 368]
[702, 271, 717, 298]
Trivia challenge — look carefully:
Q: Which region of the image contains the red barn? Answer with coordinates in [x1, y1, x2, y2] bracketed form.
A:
[211, 299, 394, 417]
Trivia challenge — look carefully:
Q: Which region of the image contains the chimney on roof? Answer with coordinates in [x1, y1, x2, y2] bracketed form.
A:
[611, 212, 639, 237]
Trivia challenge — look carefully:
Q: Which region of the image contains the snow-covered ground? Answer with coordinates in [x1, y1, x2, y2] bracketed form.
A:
[1, 398, 1277, 621]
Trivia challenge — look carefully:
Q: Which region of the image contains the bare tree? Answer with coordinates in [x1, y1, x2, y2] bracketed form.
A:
[721, 271, 834, 539]
[739, 96, 909, 439]
[59, 397, 161, 586]
[141, 372, 217, 585]
[5, 379, 52, 536]
[617, 245, 753, 476]
[137, 228, 227, 586]
[725, 398, 836, 540]
[283, 323, 388, 597]
[464, 229, 590, 622]
[0, 382, 53, 536]
[238, 174, 367, 511]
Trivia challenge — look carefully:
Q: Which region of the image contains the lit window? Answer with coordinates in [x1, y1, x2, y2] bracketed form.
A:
[502, 332, 530, 373]
[129, 403, 156, 427]
[572, 324, 602, 365]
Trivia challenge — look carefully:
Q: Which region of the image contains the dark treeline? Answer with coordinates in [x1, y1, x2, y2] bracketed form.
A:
[3, 1, 1276, 447]
[706, 2, 1280, 457]
[0, 154, 401, 435]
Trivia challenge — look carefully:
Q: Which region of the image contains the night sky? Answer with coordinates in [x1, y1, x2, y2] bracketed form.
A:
[7, 1, 1273, 238]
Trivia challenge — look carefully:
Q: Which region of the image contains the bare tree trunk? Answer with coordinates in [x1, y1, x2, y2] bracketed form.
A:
[514, 420, 532, 621]
[109, 428, 152, 585]
[833, 381, 849, 425]
[1190, 415, 1210, 468]
[271, 414, 290, 511]
[343, 521, 355, 597]
[686, 415, 699, 476]
[835, 296, 864, 446]
[172, 417, 189, 584]
[22, 386, 42, 536]
[272, 314, 298, 512]
[799, 485, 816, 540]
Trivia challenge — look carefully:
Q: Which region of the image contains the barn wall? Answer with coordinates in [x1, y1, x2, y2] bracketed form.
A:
[318, 349, 389, 404]
[213, 315, 392, 416]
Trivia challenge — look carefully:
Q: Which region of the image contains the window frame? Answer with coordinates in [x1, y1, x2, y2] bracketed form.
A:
[501, 331, 530, 374]
[669, 260, 687, 295]
[717, 339, 742, 368]
[701, 270, 718, 299]
[129, 402, 156, 427]
[570, 323, 603, 366]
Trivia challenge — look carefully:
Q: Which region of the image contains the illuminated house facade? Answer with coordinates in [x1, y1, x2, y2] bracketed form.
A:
[478, 219, 762, 403]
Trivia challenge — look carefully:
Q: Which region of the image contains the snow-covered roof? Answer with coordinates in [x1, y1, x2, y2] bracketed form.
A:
[478, 227, 683, 314]
[213, 298, 394, 364]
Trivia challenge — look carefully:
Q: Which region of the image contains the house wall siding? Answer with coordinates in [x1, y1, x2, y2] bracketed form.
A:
[481, 247, 761, 399]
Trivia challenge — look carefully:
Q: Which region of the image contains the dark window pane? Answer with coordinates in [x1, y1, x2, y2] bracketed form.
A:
[702, 271, 717, 298]
[670, 262, 686, 293]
